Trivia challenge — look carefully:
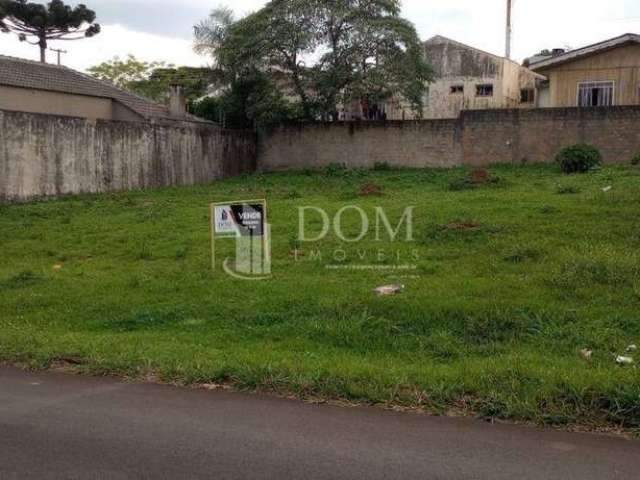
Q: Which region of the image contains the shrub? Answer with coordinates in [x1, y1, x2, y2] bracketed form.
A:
[447, 177, 473, 191]
[373, 161, 392, 171]
[556, 144, 601, 174]
[324, 163, 348, 177]
[631, 153, 640, 166]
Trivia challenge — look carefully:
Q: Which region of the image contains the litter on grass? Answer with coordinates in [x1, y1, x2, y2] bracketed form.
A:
[616, 356, 634, 365]
[580, 349, 593, 361]
[374, 284, 404, 296]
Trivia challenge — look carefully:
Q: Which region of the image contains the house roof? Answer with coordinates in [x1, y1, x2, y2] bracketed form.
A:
[424, 35, 546, 79]
[424, 35, 507, 62]
[0, 55, 181, 121]
[529, 33, 640, 71]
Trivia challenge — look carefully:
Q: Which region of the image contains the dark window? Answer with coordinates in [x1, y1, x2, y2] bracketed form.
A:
[520, 89, 535, 103]
[450, 85, 464, 94]
[578, 81, 614, 107]
[476, 84, 493, 97]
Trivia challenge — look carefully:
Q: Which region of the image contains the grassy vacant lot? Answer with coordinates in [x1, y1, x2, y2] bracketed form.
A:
[1, 164, 639, 431]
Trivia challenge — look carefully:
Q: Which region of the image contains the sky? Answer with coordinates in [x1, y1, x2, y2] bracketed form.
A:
[1, 0, 639, 72]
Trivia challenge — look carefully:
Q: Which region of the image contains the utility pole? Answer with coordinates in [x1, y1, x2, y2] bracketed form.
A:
[49, 48, 67, 66]
[505, 0, 513, 59]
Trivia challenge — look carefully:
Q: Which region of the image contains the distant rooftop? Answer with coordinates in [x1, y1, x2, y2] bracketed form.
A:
[0, 55, 195, 121]
[424, 35, 544, 75]
[528, 33, 640, 70]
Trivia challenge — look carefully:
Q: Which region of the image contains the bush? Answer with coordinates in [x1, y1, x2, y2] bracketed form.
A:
[373, 162, 392, 171]
[556, 144, 601, 174]
[631, 153, 640, 166]
[324, 163, 348, 177]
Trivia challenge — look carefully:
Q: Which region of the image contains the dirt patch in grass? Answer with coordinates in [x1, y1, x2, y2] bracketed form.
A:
[445, 220, 482, 231]
[470, 168, 490, 185]
[358, 182, 384, 196]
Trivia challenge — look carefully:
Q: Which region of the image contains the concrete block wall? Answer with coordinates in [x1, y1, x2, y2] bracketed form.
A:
[460, 107, 640, 166]
[259, 107, 640, 171]
[0, 110, 256, 202]
[259, 120, 462, 171]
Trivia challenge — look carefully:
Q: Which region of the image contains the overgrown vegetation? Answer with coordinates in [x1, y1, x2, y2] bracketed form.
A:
[556, 144, 602, 174]
[190, 70, 298, 130]
[192, 1, 431, 126]
[88, 55, 220, 103]
[1, 165, 639, 431]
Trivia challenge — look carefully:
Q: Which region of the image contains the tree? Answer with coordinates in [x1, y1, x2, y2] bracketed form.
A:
[215, 1, 319, 118]
[88, 55, 222, 103]
[0, 0, 100, 63]
[193, 6, 235, 66]
[142, 66, 223, 103]
[197, 0, 432, 121]
[311, 0, 431, 119]
[87, 55, 167, 91]
[191, 69, 297, 131]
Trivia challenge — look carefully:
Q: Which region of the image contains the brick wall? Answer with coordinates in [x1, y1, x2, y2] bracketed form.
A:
[259, 106, 640, 170]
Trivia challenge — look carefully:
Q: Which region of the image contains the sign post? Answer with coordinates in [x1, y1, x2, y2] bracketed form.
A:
[210, 200, 270, 278]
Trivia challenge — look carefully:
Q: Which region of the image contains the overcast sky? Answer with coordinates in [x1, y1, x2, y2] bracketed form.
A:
[1, 0, 639, 71]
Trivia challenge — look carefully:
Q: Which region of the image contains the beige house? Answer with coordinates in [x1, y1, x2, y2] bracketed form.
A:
[527, 34, 640, 108]
[417, 36, 544, 119]
[0, 55, 204, 123]
[346, 36, 545, 121]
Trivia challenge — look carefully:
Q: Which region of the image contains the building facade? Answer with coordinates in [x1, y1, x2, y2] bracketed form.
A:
[346, 36, 545, 121]
[417, 36, 544, 119]
[528, 34, 640, 108]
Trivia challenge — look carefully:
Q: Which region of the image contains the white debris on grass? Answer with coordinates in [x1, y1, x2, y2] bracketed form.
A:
[616, 356, 634, 365]
[602, 186, 612, 193]
[373, 284, 404, 296]
[626, 344, 638, 352]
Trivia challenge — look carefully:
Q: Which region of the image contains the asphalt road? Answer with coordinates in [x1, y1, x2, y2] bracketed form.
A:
[1, 366, 638, 479]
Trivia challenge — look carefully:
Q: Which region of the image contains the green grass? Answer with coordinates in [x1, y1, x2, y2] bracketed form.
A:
[1, 164, 640, 431]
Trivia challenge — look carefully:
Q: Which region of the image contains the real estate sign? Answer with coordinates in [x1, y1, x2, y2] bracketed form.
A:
[210, 200, 270, 278]
[213, 202, 266, 237]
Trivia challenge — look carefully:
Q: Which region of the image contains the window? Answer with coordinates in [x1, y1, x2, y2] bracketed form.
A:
[423, 87, 430, 107]
[476, 84, 493, 97]
[577, 81, 614, 107]
[520, 89, 535, 103]
[450, 85, 464, 94]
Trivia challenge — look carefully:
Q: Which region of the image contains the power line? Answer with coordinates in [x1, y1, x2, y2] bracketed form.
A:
[49, 48, 67, 66]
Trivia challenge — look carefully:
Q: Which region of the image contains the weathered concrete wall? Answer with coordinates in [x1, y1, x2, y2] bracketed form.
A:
[0, 109, 256, 202]
[259, 106, 640, 170]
